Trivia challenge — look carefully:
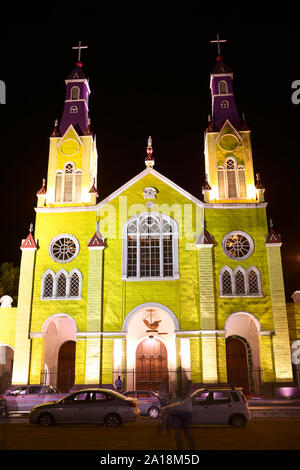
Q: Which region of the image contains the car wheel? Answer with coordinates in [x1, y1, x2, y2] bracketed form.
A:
[230, 415, 246, 428]
[104, 413, 121, 427]
[148, 406, 160, 419]
[37, 413, 55, 427]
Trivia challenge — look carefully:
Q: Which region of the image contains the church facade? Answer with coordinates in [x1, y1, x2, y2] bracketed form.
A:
[1, 47, 300, 396]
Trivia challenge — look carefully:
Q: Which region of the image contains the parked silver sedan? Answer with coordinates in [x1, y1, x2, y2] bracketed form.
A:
[29, 388, 140, 427]
[123, 390, 165, 419]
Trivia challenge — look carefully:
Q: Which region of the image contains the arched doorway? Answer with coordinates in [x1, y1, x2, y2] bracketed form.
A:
[226, 336, 250, 394]
[42, 314, 77, 389]
[136, 338, 168, 391]
[57, 340, 76, 392]
[0, 345, 14, 393]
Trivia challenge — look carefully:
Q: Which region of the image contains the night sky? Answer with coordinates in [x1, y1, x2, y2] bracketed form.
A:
[0, 14, 299, 301]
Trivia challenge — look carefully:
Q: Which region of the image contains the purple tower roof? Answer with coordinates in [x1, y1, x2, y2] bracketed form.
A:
[59, 62, 90, 136]
[210, 55, 241, 132]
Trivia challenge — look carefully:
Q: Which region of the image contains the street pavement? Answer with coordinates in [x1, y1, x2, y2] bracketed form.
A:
[1, 415, 300, 451]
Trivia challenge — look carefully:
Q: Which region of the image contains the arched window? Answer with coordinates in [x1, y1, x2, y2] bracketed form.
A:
[41, 269, 82, 300]
[217, 166, 226, 198]
[75, 170, 82, 201]
[64, 163, 74, 202]
[123, 213, 179, 280]
[238, 165, 246, 198]
[42, 271, 54, 298]
[222, 269, 233, 295]
[71, 86, 80, 100]
[218, 80, 228, 94]
[217, 158, 246, 199]
[220, 266, 261, 297]
[247, 267, 262, 295]
[235, 269, 246, 295]
[69, 270, 82, 297]
[226, 158, 238, 198]
[55, 171, 63, 202]
[55, 163, 82, 203]
[56, 272, 67, 297]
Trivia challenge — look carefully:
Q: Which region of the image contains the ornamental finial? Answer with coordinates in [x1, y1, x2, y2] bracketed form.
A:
[145, 136, 155, 168]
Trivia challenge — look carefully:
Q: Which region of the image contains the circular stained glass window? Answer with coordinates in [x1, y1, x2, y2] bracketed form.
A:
[49, 234, 79, 263]
[222, 231, 254, 260]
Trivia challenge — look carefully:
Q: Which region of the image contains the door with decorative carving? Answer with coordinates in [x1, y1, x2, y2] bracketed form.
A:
[136, 338, 168, 391]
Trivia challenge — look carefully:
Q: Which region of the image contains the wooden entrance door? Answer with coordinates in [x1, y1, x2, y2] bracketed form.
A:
[57, 341, 76, 392]
[136, 338, 168, 391]
[226, 337, 250, 394]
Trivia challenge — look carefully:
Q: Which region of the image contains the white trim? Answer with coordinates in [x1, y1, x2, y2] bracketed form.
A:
[96, 167, 204, 210]
[122, 275, 180, 281]
[65, 78, 91, 94]
[203, 202, 267, 209]
[176, 330, 225, 336]
[56, 124, 83, 149]
[260, 330, 275, 336]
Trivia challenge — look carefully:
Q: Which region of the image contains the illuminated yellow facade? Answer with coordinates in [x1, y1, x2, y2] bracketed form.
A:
[0, 52, 299, 398]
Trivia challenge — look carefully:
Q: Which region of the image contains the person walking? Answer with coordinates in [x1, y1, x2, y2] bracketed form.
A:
[168, 380, 195, 450]
[114, 376, 122, 392]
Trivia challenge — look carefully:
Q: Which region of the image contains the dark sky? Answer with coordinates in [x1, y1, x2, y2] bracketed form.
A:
[0, 14, 299, 301]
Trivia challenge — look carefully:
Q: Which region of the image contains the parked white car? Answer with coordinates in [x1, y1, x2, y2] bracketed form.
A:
[29, 388, 140, 426]
[161, 387, 250, 428]
[4, 385, 68, 414]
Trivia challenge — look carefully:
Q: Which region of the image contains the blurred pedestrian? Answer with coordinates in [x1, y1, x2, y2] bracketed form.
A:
[169, 379, 195, 450]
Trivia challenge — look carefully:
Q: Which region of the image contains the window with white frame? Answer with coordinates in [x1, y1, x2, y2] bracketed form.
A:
[219, 266, 262, 297]
[217, 157, 246, 199]
[41, 269, 82, 300]
[123, 213, 179, 280]
[71, 86, 80, 100]
[218, 80, 228, 94]
[222, 231, 254, 261]
[55, 163, 82, 203]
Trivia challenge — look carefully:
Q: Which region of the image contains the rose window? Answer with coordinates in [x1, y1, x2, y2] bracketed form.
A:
[49, 234, 79, 263]
[222, 231, 254, 260]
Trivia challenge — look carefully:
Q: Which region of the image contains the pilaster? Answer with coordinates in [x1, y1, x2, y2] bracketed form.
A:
[266, 240, 293, 382]
[12, 231, 37, 384]
[196, 230, 218, 383]
[84, 230, 105, 384]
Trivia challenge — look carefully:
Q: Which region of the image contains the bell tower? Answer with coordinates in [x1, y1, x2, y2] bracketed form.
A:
[202, 36, 260, 204]
[38, 42, 98, 208]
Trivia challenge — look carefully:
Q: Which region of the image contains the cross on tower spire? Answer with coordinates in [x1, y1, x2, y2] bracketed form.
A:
[72, 41, 88, 64]
[210, 34, 227, 58]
